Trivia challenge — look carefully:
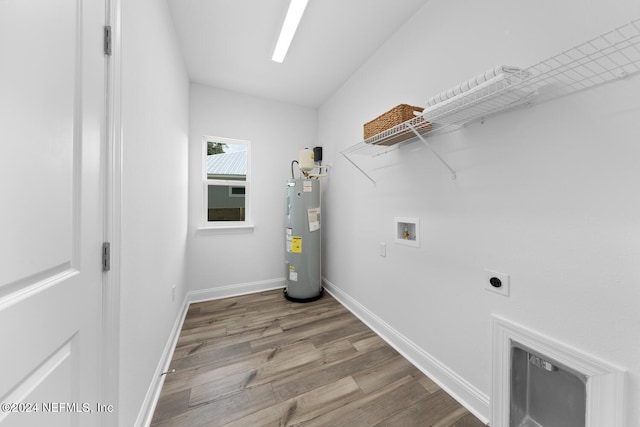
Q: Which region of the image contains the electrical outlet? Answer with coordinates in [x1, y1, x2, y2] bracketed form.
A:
[380, 242, 386, 257]
[485, 269, 510, 297]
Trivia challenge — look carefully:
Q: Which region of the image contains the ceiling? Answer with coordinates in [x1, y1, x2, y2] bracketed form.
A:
[167, 0, 430, 108]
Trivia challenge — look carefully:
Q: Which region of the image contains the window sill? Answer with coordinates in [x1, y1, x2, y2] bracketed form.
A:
[197, 223, 255, 235]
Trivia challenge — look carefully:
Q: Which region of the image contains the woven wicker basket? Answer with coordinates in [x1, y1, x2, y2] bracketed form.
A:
[363, 104, 424, 139]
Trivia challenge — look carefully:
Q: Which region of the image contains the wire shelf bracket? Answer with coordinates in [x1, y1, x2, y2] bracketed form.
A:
[341, 151, 376, 185]
[406, 123, 456, 180]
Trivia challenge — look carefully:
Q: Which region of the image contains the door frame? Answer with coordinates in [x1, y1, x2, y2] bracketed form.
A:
[102, 0, 122, 424]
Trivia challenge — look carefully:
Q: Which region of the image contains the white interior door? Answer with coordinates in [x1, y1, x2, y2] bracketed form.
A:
[0, 0, 107, 425]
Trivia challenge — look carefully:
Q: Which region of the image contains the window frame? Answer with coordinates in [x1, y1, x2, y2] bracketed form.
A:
[201, 136, 253, 231]
[228, 186, 246, 198]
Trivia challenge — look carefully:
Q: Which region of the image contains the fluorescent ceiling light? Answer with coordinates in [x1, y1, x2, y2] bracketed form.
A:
[272, 0, 309, 63]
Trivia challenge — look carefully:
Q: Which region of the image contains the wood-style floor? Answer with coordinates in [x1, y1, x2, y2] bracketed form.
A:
[150, 289, 486, 427]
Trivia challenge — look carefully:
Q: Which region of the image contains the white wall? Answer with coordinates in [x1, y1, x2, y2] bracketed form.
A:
[187, 84, 317, 297]
[319, 0, 640, 424]
[120, 0, 189, 424]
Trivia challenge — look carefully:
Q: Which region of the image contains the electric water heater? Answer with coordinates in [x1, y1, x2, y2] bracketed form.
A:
[284, 178, 323, 302]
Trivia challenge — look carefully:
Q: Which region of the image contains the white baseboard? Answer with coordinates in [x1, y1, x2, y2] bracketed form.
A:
[136, 292, 190, 427]
[188, 277, 286, 304]
[323, 278, 490, 425]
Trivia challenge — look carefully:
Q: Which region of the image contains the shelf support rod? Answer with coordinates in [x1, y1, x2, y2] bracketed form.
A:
[407, 123, 457, 180]
[340, 152, 376, 185]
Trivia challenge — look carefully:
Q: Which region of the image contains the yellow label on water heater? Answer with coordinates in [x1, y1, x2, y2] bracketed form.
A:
[291, 236, 302, 253]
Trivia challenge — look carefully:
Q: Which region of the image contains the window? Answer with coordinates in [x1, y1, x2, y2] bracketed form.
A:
[203, 136, 251, 227]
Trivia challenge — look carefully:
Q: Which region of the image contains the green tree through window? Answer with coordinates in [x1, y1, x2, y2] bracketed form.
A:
[207, 142, 227, 155]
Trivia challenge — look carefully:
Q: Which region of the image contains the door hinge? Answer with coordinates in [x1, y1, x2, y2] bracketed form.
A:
[104, 25, 112, 56]
[102, 242, 111, 272]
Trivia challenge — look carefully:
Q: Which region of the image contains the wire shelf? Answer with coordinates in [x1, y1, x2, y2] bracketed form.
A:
[526, 19, 640, 102]
[343, 115, 436, 157]
[421, 70, 537, 127]
[364, 115, 432, 146]
[341, 18, 640, 181]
